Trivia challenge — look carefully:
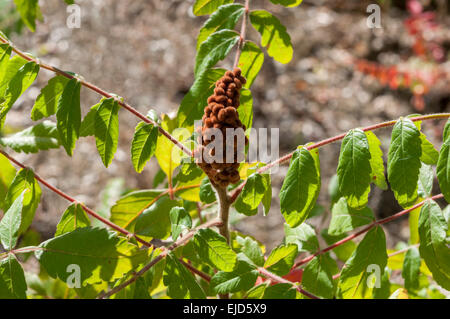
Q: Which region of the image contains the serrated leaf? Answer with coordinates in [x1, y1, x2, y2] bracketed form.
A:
[193, 228, 237, 272]
[0, 61, 39, 128]
[365, 131, 387, 190]
[56, 78, 81, 156]
[197, 3, 244, 50]
[163, 253, 206, 299]
[249, 10, 293, 64]
[443, 119, 450, 142]
[270, 0, 303, 7]
[0, 120, 60, 153]
[79, 101, 101, 137]
[169, 206, 192, 241]
[0, 191, 24, 250]
[418, 200, 450, 290]
[193, 0, 234, 16]
[110, 189, 165, 229]
[264, 244, 298, 276]
[238, 41, 264, 88]
[417, 163, 433, 198]
[177, 68, 225, 129]
[328, 197, 375, 236]
[337, 226, 387, 299]
[95, 97, 119, 167]
[199, 177, 216, 204]
[238, 88, 253, 130]
[337, 129, 372, 209]
[262, 283, 296, 299]
[246, 283, 267, 299]
[284, 222, 319, 253]
[302, 254, 336, 299]
[0, 254, 27, 299]
[55, 203, 91, 237]
[419, 133, 439, 165]
[437, 134, 450, 203]
[402, 246, 421, 291]
[0, 153, 16, 209]
[131, 121, 158, 173]
[321, 229, 356, 262]
[0, 44, 12, 92]
[134, 196, 180, 240]
[387, 118, 422, 208]
[4, 168, 41, 235]
[31, 76, 69, 121]
[0, 55, 27, 99]
[35, 227, 149, 286]
[240, 236, 264, 267]
[279, 147, 321, 227]
[210, 259, 258, 294]
[234, 172, 269, 216]
[194, 29, 239, 78]
[13, 0, 40, 32]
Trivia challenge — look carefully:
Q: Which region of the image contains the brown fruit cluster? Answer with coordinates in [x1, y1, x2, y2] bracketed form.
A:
[195, 68, 248, 187]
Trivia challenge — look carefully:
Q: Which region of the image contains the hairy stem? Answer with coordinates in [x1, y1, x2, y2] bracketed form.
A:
[233, 0, 250, 68]
[214, 185, 231, 243]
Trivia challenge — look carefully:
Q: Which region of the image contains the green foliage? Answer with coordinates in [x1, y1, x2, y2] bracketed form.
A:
[337, 129, 372, 209]
[12, 0, 41, 32]
[238, 41, 264, 88]
[328, 197, 374, 236]
[193, 0, 234, 16]
[55, 203, 91, 237]
[264, 244, 297, 276]
[0, 153, 16, 208]
[365, 131, 387, 190]
[210, 258, 258, 294]
[234, 172, 269, 216]
[270, 0, 303, 7]
[95, 98, 120, 167]
[437, 121, 450, 202]
[302, 254, 337, 299]
[280, 147, 321, 227]
[249, 10, 293, 64]
[0, 254, 27, 299]
[402, 246, 421, 291]
[199, 177, 216, 203]
[169, 206, 192, 241]
[0, 191, 24, 250]
[131, 121, 158, 173]
[0, 121, 60, 153]
[31, 76, 69, 121]
[387, 118, 422, 208]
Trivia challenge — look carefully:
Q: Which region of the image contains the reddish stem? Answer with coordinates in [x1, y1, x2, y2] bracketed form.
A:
[233, 0, 250, 68]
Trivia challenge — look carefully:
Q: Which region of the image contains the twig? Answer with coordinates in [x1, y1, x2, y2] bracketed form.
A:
[0, 35, 192, 157]
[214, 185, 231, 243]
[233, 0, 250, 68]
[178, 259, 211, 282]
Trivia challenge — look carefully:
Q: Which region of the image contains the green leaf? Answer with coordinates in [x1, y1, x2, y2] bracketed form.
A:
[337, 226, 388, 299]
[261, 173, 271, 216]
[79, 101, 101, 137]
[302, 254, 336, 299]
[134, 196, 180, 240]
[402, 246, 421, 291]
[4, 168, 41, 235]
[0, 55, 27, 99]
[321, 229, 356, 262]
[35, 227, 149, 286]
[249, 10, 293, 64]
[210, 259, 258, 294]
[193, 0, 234, 16]
[437, 135, 450, 203]
[264, 244, 297, 276]
[262, 283, 296, 299]
[0, 120, 60, 153]
[194, 29, 239, 78]
[0, 254, 27, 299]
[443, 119, 450, 142]
[193, 228, 237, 272]
[131, 121, 158, 173]
[417, 163, 433, 198]
[0, 44, 12, 93]
[387, 118, 422, 208]
[337, 129, 372, 209]
[419, 133, 439, 165]
[270, 0, 303, 8]
[0, 61, 39, 128]
[197, 3, 244, 50]
[95, 97, 119, 167]
[284, 222, 319, 253]
[56, 78, 81, 156]
[110, 189, 165, 229]
[246, 283, 267, 299]
[279, 147, 321, 227]
[234, 172, 269, 216]
[31, 76, 69, 121]
[163, 253, 206, 299]
[238, 88, 253, 130]
[238, 41, 264, 88]
[365, 131, 387, 190]
[0, 191, 24, 250]
[328, 197, 375, 236]
[0, 153, 16, 209]
[199, 177, 216, 204]
[55, 203, 91, 237]
[169, 206, 192, 241]
[240, 236, 264, 267]
[13, 0, 40, 32]
[177, 68, 225, 129]
[418, 200, 450, 290]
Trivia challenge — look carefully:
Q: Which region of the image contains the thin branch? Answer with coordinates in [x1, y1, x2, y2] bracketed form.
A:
[257, 267, 320, 299]
[98, 218, 223, 299]
[233, 0, 250, 68]
[179, 259, 211, 282]
[230, 113, 450, 203]
[0, 149, 153, 248]
[0, 35, 192, 157]
[214, 185, 231, 243]
[292, 194, 443, 269]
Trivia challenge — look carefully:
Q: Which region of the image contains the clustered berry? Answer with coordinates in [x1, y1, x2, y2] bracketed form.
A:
[195, 68, 248, 188]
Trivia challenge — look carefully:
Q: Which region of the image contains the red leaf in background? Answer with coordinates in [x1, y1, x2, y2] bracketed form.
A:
[407, 0, 423, 15]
